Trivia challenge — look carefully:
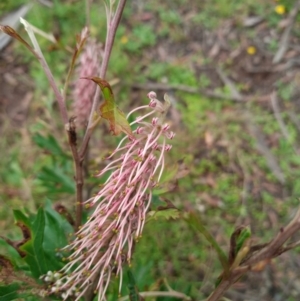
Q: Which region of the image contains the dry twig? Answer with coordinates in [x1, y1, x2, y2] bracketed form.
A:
[206, 207, 300, 301]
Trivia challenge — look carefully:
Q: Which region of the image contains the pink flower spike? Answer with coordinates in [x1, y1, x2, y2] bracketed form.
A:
[49, 92, 175, 301]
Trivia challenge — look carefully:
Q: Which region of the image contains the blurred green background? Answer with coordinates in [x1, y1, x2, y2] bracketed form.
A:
[1, 0, 300, 300]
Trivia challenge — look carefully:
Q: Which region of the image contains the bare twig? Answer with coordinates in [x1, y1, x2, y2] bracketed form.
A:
[20, 18, 68, 125]
[65, 117, 84, 230]
[118, 290, 191, 301]
[273, 0, 300, 64]
[79, 0, 127, 158]
[206, 207, 300, 301]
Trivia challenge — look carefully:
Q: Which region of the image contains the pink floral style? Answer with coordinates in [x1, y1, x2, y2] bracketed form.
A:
[50, 92, 175, 300]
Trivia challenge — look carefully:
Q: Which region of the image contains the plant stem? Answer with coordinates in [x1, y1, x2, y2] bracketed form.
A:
[65, 118, 84, 230]
[79, 0, 127, 157]
[118, 290, 191, 301]
[206, 208, 300, 301]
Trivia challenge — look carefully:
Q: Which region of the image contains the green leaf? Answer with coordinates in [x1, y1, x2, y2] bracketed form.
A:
[185, 212, 229, 276]
[63, 27, 88, 98]
[38, 165, 75, 194]
[83, 77, 133, 136]
[147, 208, 180, 222]
[235, 226, 251, 254]
[0, 283, 20, 301]
[19, 208, 57, 278]
[0, 239, 23, 268]
[127, 270, 142, 301]
[43, 199, 73, 253]
[11, 203, 72, 279]
[13, 209, 32, 229]
[32, 134, 66, 157]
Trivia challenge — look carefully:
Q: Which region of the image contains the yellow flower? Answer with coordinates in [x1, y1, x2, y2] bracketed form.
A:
[275, 5, 285, 14]
[247, 46, 256, 55]
[120, 36, 128, 44]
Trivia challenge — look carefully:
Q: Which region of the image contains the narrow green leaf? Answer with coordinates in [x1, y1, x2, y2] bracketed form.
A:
[32, 134, 66, 157]
[19, 208, 59, 278]
[0, 283, 20, 301]
[43, 200, 73, 252]
[235, 226, 251, 254]
[0, 239, 23, 268]
[83, 77, 133, 136]
[38, 166, 75, 194]
[147, 208, 180, 222]
[13, 210, 31, 229]
[185, 212, 229, 276]
[63, 27, 88, 98]
[127, 270, 142, 301]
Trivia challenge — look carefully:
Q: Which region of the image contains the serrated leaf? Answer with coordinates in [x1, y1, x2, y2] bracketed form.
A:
[83, 77, 132, 136]
[146, 208, 180, 222]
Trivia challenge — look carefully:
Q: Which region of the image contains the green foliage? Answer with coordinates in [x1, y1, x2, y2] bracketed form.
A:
[32, 134, 67, 158]
[32, 133, 75, 195]
[235, 226, 251, 254]
[147, 208, 180, 222]
[0, 283, 21, 301]
[122, 24, 157, 53]
[0, 201, 73, 300]
[185, 212, 229, 275]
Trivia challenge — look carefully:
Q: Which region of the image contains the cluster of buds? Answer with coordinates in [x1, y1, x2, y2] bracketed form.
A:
[73, 39, 101, 127]
[49, 92, 175, 300]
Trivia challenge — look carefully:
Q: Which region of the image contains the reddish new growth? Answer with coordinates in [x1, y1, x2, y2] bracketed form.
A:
[50, 92, 175, 300]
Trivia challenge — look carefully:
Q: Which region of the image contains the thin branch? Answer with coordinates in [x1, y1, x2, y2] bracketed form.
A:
[79, 0, 127, 158]
[118, 290, 191, 301]
[20, 18, 68, 125]
[277, 239, 300, 254]
[245, 207, 300, 266]
[206, 207, 300, 301]
[65, 118, 83, 230]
